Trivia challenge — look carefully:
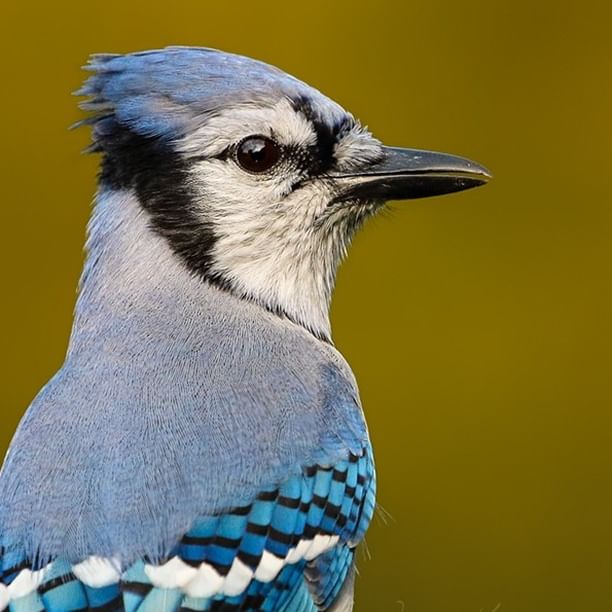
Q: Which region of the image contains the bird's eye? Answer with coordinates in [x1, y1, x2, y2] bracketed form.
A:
[236, 136, 282, 173]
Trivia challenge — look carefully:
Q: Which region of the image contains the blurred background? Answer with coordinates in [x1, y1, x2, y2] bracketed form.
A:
[2, 1, 611, 610]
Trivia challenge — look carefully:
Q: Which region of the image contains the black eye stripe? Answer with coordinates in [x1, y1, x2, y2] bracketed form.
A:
[289, 95, 355, 175]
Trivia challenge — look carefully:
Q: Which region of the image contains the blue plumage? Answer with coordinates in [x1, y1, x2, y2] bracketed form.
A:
[0, 45, 383, 611]
[0, 42, 489, 611]
[1, 451, 374, 611]
[77, 48, 345, 146]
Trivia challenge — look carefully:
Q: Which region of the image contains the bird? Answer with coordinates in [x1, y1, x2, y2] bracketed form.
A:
[0, 46, 490, 612]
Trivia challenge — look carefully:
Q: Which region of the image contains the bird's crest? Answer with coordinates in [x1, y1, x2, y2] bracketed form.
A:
[73, 46, 322, 152]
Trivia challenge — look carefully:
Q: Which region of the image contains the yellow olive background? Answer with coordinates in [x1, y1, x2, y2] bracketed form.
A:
[2, 2, 611, 610]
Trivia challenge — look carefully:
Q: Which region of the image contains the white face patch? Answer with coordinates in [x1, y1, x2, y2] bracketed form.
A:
[173, 98, 383, 340]
[334, 124, 384, 172]
[177, 98, 317, 159]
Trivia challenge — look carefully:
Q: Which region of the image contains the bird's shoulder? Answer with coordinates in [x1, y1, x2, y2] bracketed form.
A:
[0, 313, 371, 571]
[0, 431, 375, 611]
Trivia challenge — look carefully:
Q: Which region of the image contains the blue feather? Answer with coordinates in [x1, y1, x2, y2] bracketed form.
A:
[77, 47, 346, 145]
[1, 450, 374, 611]
[0, 46, 378, 611]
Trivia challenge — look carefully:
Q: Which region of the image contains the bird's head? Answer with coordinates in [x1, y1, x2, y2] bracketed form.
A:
[78, 47, 490, 341]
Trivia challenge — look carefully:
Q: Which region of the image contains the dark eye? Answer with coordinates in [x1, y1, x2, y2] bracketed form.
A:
[236, 136, 282, 173]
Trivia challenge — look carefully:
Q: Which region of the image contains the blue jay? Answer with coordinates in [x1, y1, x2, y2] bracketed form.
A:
[0, 47, 489, 611]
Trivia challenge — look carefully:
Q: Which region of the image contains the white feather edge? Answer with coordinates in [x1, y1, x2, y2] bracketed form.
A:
[4, 536, 341, 602]
[146, 534, 339, 594]
[72, 556, 122, 588]
[6, 567, 48, 600]
[0, 583, 9, 610]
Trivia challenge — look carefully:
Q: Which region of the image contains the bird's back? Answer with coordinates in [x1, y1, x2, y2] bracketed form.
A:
[0, 191, 375, 611]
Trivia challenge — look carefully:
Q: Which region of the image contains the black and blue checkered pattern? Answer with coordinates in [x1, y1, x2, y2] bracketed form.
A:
[0, 448, 375, 611]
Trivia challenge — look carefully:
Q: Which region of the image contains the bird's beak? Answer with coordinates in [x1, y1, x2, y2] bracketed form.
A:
[331, 146, 491, 203]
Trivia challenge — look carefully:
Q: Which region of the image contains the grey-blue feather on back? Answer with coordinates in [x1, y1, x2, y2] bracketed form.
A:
[0, 48, 373, 612]
[0, 189, 368, 566]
